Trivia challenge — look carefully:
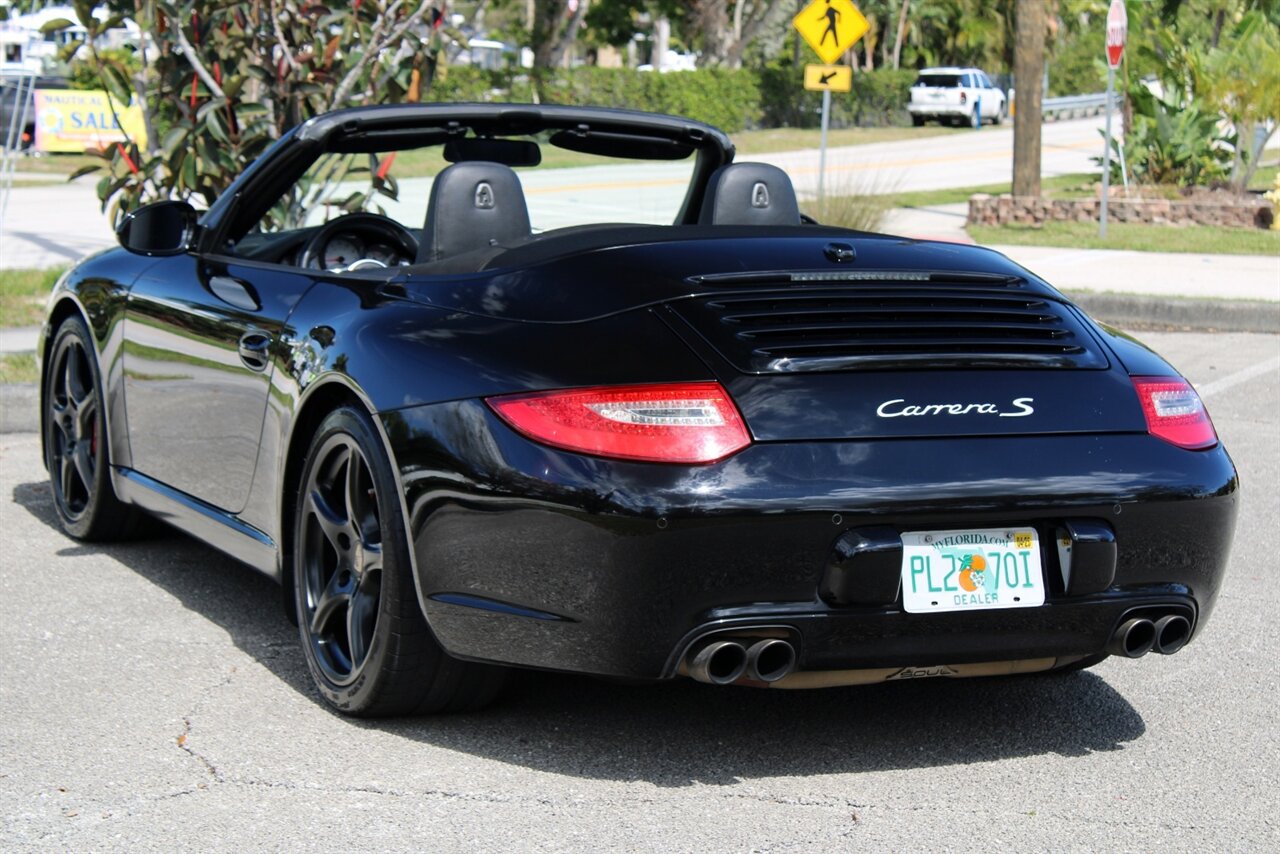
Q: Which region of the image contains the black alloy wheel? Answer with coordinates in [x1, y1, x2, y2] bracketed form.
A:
[294, 407, 507, 716]
[298, 430, 385, 686]
[44, 317, 138, 540]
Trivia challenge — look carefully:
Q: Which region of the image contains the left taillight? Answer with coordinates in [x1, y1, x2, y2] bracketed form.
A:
[1131, 376, 1218, 450]
[486, 382, 752, 464]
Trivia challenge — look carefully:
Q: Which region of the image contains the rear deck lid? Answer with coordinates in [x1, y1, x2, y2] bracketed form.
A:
[664, 271, 1148, 441]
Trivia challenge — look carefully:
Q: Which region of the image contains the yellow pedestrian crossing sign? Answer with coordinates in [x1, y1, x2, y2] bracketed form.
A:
[804, 64, 852, 92]
[793, 0, 870, 65]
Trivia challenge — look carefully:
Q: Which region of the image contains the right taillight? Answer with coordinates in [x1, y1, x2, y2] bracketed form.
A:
[1131, 376, 1217, 450]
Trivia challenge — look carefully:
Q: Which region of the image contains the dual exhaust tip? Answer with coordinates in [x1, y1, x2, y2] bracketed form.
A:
[688, 612, 1191, 681]
[1107, 614, 1192, 659]
[687, 637, 797, 685]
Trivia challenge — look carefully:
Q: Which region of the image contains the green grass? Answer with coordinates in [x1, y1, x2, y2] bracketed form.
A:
[0, 353, 38, 384]
[731, 125, 960, 155]
[0, 267, 65, 329]
[5, 152, 102, 177]
[891, 173, 1102, 208]
[893, 163, 1279, 209]
[1250, 163, 1277, 190]
[970, 221, 1280, 255]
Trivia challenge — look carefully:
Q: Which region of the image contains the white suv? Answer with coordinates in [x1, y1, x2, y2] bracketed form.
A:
[907, 67, 1007, 127]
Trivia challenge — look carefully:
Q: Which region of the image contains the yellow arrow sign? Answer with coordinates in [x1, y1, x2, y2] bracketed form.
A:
[793, 0, 870, 66]
[804, 64, 852, 92]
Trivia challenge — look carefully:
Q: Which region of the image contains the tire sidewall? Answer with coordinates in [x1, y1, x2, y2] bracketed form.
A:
[44, 317, 113, 539]
[293, 406, 416, 714]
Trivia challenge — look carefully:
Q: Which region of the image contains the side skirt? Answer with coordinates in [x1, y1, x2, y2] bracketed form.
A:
[112, 467, 280, 580]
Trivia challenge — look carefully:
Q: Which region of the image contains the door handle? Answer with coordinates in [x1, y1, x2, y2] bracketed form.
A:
[238, 331, 272, 372]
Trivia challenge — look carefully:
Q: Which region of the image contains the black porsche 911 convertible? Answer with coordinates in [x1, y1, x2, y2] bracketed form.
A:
[39, 103, 1238, 716]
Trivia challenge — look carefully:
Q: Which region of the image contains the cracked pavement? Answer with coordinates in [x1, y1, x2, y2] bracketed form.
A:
[1, 331, 1277, 851]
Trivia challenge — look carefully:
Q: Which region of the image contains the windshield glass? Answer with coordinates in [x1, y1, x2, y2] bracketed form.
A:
[252, 133, 696, 238]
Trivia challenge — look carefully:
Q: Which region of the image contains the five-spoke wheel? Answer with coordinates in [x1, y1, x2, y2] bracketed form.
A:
[293, 407, 507, 716]
[48, 330, 98, 521]
[299, 433, 385, 685]
[43, 317, 138, 540]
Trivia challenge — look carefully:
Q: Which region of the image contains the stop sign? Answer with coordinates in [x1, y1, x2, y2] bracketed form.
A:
[1106, 0, 1127, 68]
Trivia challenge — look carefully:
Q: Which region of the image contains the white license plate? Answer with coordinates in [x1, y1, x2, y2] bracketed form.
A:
[901, 528, 1045, 614]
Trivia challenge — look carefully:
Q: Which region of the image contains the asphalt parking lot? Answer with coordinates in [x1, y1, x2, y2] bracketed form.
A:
[1, 330, 1277, 852]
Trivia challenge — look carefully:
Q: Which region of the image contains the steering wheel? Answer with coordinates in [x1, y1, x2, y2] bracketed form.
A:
[298, 212, 419, 272]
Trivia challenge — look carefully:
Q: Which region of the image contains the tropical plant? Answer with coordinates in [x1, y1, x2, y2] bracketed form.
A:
[1194, 11, 1280, 190]
[45, 1, 458, 225]
[1096, 85, 1234, 186]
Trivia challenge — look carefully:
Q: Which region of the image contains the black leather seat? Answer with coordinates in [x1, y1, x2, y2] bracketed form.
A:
[417, 161, 532, 264]
[698, 162, 801, 226]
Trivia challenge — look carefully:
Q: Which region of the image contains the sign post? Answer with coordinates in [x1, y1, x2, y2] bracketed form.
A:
[1100, 0, 1127, 238]
[793, 0, 869, 205]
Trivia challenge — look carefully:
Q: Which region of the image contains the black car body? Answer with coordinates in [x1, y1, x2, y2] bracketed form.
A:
[38, 104, 1238, 715]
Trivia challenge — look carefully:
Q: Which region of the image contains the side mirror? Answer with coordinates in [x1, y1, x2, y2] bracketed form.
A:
[116, 200, 198, 256]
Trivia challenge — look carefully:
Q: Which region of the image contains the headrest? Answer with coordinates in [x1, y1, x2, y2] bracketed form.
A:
[698, 162, 801, 226]
[417, 161, 531, 263]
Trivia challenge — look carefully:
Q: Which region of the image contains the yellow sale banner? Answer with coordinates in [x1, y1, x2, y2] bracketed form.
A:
[33, 89, 148, 153]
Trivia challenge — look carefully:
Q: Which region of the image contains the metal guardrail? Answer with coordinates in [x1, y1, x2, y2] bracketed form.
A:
[1041, 93, 1108, 120]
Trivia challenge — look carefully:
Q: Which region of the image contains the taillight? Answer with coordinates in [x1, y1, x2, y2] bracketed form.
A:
[1131, 376, 1217, 450]
[959, 92, 967, 105]
[486, 382, 751, 464]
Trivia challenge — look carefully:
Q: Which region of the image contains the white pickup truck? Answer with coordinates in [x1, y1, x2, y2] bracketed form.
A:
[907, 67, 1007, 127]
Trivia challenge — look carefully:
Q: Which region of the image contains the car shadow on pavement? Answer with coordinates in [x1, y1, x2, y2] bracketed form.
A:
[15, 479, 1147, 787]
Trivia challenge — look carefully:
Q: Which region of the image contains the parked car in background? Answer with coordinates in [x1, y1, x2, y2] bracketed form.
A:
[908, 67, 1007, 127]
[0, 75, 69, 149]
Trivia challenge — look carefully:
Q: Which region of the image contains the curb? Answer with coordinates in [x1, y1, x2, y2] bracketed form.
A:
[1065, 293, 1280, 333]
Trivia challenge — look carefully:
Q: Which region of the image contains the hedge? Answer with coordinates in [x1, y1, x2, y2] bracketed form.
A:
[757, 67, 916, 129]
[425, 66, 915, 133]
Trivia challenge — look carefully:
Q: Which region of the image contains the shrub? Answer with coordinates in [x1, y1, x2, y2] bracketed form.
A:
[1096, 86, 1233, 186]
[759, 67, 915, 129]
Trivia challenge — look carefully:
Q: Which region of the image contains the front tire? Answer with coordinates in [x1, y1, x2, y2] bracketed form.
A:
[294, 406, 506, 716]
[43, 316, 141, 540]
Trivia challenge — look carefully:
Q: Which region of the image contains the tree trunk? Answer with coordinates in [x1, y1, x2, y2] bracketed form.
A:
[1012, 0, 1045, 197]
[532, 0, 587, 68]
[695, 0, 730, 68]
[793, 0, 803, 68]
[653, 17, 670, 70]
[891, 0, 910, 70]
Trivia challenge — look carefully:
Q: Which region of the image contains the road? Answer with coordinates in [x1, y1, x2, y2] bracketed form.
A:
[1, 330, 1277, 851]
[0, 117, 1107, 269]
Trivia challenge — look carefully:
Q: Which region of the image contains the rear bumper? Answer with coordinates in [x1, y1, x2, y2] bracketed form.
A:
[908, 103, 970, 117]
[386, 401, 1239, 680]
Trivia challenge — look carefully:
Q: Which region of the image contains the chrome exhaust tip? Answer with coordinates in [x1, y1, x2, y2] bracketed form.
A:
[687, 640, 748, 685]
[745, 639, 797, 683]
[1107, 617, 1156, 658]
[1152, 614, 1192, 655]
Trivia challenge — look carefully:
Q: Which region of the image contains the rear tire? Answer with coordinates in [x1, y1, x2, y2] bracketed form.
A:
[293, 406, 507, 716]
[43, 316, 143, 541]
[911, 114, 925, 127]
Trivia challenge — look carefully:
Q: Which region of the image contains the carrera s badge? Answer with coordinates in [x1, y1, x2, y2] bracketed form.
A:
[876, 397, 1035, 418]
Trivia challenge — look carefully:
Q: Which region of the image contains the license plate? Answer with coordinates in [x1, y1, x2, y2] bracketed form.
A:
[901, 528, 1045, 614]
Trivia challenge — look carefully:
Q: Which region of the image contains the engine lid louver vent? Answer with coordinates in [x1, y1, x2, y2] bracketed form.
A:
[672, 274, 1107, 373]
